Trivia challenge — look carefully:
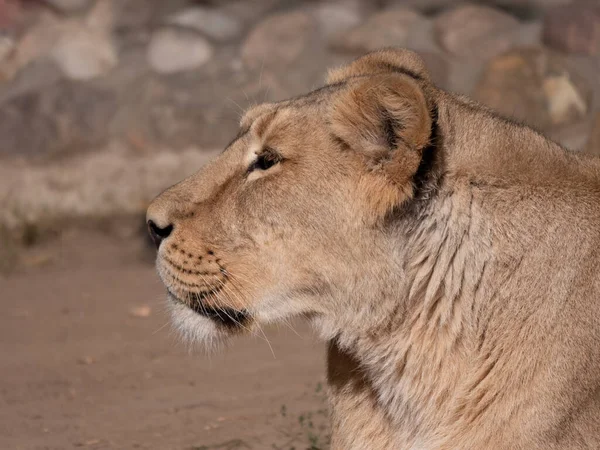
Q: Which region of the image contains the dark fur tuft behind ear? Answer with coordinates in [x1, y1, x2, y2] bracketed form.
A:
[327, 48, 431, 85]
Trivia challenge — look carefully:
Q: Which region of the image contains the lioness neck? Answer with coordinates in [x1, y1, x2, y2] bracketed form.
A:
[328, 183, 492, 443]
[325, 96, 600, 448]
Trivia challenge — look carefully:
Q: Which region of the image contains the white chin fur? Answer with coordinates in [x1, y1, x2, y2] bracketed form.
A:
[168, 301, 227, 351]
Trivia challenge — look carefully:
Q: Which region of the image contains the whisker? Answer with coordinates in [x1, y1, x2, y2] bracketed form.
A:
[152, 320, 171, 336]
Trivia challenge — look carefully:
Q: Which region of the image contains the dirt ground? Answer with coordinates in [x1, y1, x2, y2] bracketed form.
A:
[0, 230, 330, 450]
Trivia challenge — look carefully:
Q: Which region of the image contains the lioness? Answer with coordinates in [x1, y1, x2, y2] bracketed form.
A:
[147, 48, 600, 449]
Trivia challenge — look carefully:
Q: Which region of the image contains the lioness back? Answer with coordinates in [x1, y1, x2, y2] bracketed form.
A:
[147, 48, 600, 449]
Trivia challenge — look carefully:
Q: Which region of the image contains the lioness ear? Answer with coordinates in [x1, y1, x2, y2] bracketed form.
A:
[327, 48, 431, 84]
[330, 72, 433, 214]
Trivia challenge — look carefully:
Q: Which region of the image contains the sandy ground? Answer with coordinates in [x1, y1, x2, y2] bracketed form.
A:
[0, 230, 330, 450]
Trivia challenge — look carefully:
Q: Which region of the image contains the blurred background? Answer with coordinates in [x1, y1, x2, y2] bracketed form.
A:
[1, 0, 599, 449]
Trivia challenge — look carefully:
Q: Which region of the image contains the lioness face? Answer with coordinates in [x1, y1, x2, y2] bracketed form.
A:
[147, 50, 434, 344]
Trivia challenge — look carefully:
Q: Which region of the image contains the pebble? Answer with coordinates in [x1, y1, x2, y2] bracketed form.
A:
[147, 29, 214, 74]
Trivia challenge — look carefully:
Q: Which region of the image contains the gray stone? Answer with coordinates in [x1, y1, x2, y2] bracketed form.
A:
[564, 54, 600, 112]
[331, 8, 425, 53]
[403, 18, 442, 53]
[384, 0, 460, 13]
[241, 10, 332, 100]
[386, 0, 569, 14]
[0, 12, 64, 83]
[147, 28, 213, 74]
[475, 48, 592, 131]
[0, 59, 63, 105]
[44, 0, 118, 80]
[322, 0, 378, 19]
[494, 0, 572, 13]
[460, 20, 542, 62]
[0, 36, 16, 82]
[447, 59, 486, 95]
[0, 146, 219, 230]
[420, 52, 450, 89]
[434, 5, 520, 57]
[586, 113, 600, 155]
[547, 119, 593, 151]
[313, 3, 362, 39]
[242, 11, 316, 70]
[44, 0, 94, 14]
[0, 80, 118, 159]
[167, 6, 242, 42]
[0, 36, 14, 63]
[543, 2, 600, 55]
[51, 27, 118, 80]
[222, 0, 284, 27]
[106, 49, 259, 151]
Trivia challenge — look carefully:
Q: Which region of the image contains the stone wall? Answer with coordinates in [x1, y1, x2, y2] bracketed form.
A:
[1, 0, 599, 232]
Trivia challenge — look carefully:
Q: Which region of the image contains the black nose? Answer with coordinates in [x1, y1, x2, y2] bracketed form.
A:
[147, 220, 173, 249]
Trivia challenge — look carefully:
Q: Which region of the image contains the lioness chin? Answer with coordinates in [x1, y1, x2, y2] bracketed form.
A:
[147, 48, 600, 449]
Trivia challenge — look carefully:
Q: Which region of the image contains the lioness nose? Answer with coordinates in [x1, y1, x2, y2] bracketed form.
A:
[147, 186, 182, 248]
[147, 220, 173, 248]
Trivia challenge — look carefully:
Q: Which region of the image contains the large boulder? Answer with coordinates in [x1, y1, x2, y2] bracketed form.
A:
[434, 5, 520, 57]
[330, 8, 425, 53]
[475, 48, 592, 131]
[166, 6, 242, 42]
[543, 2, 600, 55]
[147, 28, 213, 75]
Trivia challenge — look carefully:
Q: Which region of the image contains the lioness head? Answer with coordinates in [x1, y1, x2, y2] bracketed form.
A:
[147, 49, 440, 345]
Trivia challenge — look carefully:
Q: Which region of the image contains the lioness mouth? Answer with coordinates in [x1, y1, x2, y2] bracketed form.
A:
[168, 288, 249, 328]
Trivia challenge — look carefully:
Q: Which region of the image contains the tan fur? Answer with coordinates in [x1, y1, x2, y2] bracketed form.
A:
[147, 48, 600, 449]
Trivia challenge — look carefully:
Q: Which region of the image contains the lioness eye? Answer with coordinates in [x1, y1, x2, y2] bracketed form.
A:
[248, 148, 282, 173]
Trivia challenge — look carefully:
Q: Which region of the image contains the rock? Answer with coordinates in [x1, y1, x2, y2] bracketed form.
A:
[241, 10, 332, 99]
[112, 0, 156, 30]
[242, 11, 316, 70]
[36, 1, 119, 80]
[587, 113, 600, 156]
[129, 305, 152, 318]
[0, 59, 63, 105]
[44, 0, 94, 14]
[222, 0, 283, 27]
[147, 28, 213, 74]
[543, 73, 587, 125]
[385, 0, 459, 13]
[547, 119, 593, 151]
[0, 147, 219, 230]
[0, 0, 20, 29]
[0, 12, 63, 82]
[494, 0, 570, 8]
[442, 20, 542, 94]
[0, 80, 118, 159]
[0, 35, 15, 62]
[51, 27, 117, 80]
[419, 51, 450, 88]
[434, 5, 520, 57]
[76, 355, 95, 365]
[403, 17, 441, 53]
[330, 8, 425, 53]
[83, 0, 114, 31]
[166, 6, 242, 42]
[475, 48, 592, 131]
[543, 3, 600, 55]
[0, 36, 16, 81]
[387, 0, 568, 16]
[313, 3, 362, 39]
